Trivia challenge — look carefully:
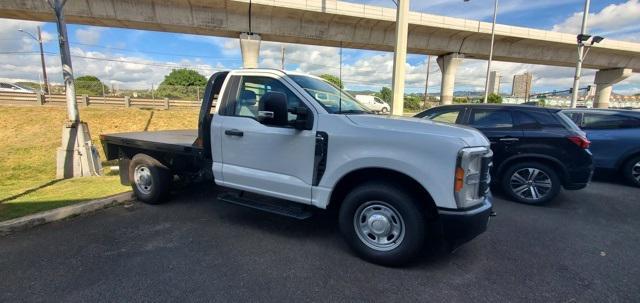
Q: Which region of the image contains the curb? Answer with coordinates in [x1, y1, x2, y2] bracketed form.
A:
[0, 192, 134, 235]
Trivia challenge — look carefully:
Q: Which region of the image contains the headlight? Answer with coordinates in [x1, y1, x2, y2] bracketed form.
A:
[454, 147, 492, 208]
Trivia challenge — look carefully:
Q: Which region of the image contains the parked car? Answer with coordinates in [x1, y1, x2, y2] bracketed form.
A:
[562, 109, 640, 187]
[101, 69, 493, 266]
[0, 82, 34, 93]
[354, 95, 390, 114]
[415, 104, 593, 204]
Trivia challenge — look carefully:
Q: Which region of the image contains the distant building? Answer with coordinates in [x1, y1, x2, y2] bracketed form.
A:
[512, 72, 533, 99]
[488, 71, 501, 95]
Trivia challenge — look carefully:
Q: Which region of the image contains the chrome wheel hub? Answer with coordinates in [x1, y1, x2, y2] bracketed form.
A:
[134, 166, 153, 195]
[633, 161, 640, 183]
[510, 168, 552, 200]
[353, 201, 405, 251]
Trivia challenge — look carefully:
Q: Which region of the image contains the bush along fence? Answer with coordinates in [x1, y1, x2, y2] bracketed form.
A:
[0, 91, 203, 109]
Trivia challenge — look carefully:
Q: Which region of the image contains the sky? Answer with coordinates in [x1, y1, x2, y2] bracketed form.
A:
[0, 0, 639, 95]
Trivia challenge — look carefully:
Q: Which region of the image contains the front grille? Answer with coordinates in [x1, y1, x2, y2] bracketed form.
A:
[478, 153, 493, 197]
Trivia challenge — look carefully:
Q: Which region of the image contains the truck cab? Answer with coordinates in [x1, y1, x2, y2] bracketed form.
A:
[101, 69, 493, 266]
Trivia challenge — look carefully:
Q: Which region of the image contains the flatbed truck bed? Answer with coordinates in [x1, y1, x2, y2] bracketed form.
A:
[100, 129, 203, 158]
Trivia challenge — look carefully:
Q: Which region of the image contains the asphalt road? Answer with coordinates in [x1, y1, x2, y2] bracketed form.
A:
[1, 180, 639, 302]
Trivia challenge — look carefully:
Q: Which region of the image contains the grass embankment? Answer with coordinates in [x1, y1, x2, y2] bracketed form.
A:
[0, 105, 198, 221]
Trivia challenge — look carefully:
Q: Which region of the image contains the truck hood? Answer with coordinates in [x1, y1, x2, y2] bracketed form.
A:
[346, 114, 489, 147]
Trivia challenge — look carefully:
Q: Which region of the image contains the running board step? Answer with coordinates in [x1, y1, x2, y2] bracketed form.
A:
[217, 193, 313, 220]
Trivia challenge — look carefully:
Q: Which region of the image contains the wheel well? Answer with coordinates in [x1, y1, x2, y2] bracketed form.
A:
[618, 151, 640, 171]
[328, 168, 438, 218]
[498, 156, 567, 184]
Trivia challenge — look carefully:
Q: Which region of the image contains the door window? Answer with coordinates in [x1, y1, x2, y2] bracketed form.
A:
[423, 108, 463, 124]
[582, 113, 640, 129]
[231, 76, 304, 125]
[469, 109, 514, 129]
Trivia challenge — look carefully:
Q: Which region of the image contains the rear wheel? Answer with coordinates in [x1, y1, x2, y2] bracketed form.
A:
[501, 161, 560, 204]
[129, 154, 171, 204]
[622, 155, 640, 187]
[338, 182, 427, 266]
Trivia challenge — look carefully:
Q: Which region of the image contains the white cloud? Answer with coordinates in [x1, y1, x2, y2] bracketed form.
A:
[552, 0, 640, 38]
[75, 28, 101, 44]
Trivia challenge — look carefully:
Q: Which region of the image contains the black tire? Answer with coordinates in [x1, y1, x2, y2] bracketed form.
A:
[501, 161, 561, 205]
[381, 107, 389, 114]
[338, 182, 427, 266]
[622, 155, 640, 187]
[129, 154, 171, 204]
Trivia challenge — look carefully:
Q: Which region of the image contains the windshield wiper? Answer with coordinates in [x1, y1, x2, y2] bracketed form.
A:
[339, 110, 369, 115]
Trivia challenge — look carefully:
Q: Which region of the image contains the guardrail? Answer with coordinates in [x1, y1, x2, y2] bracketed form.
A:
[0, 92, 201, 109]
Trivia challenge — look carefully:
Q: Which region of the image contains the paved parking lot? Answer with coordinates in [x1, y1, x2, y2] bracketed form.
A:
[1, 180, 639, 302]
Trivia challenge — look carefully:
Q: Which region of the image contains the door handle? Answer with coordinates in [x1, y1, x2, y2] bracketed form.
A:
[499, 137, 519, 142]
[225, 129, 244, 137]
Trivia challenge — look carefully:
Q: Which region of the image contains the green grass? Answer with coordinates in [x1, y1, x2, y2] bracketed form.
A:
[0, 105, 198, 221]
[0, 176, 128, 221]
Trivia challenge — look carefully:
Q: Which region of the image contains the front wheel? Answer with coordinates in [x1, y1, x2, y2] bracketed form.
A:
[622, 155, 640, 187]
[501, 161, 560, 204]
[380, 107, 389, 114]
[339, 182, 427, 266]
[129, 154, 171, 204]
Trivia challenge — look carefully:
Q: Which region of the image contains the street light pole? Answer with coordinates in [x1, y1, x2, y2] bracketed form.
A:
[18, 26, 49, 94]
[47, 0, 101, 178]
[464, 0, 498, 103]
[48, 0, 79, 122]
[570, 0, 590, 108]
[483, 0, 498, 103]
[423, 55, 431, 108]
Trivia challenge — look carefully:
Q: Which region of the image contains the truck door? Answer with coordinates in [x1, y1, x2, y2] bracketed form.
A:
[214, 74, 316, 204]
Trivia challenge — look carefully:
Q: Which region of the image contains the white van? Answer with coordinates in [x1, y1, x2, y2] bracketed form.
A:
[355, 95, 390, 114]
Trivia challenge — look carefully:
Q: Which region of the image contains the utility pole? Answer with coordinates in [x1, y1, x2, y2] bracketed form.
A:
[281, 45, 285, 70]
[570, 0, 590, 108]
[18, 26, 49, 93]
[48, 0, 101, 178]
[390, 0, 410, 116]
[423, 55, 431, 108]
[37, 26, 49, 94]
[483, 0, 498, 103]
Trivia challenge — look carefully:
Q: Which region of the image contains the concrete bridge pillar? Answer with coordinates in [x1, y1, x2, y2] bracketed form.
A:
[593, 68, 632, 108]
[239, 33, 261, 68]
[437, 53, 464, 105]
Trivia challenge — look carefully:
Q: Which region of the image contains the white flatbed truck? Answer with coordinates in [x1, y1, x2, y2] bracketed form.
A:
[101, 69, 493, 265]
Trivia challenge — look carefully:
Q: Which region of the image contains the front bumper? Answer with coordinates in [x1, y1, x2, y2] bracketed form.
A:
[437, 196, 492, 249]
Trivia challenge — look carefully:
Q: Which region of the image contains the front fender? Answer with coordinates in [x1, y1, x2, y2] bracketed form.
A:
[318, 156, 457, 210]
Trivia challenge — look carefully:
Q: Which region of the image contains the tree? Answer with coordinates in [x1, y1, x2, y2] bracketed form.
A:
[453, 97, 469, 104]
[319, 74, 343, 89]
[403, 95, 423, 111]
[375, 87, 392, 103]
[487, 93, 503, 104]
[76, 75, 109, 96]
[157, 69, 207, 99]
[537, 98, 547, 107]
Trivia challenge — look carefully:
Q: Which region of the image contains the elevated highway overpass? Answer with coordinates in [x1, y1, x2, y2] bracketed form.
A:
[1, 0, 638, 108]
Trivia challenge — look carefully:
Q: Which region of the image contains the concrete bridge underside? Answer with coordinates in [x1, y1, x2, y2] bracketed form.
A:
[1, 0, 638, 108]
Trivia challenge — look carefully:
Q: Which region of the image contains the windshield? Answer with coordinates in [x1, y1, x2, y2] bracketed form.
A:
[289, 75, 370, 114]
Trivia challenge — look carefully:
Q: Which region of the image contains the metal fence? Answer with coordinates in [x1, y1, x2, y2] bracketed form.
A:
[0, 91, 202, 109]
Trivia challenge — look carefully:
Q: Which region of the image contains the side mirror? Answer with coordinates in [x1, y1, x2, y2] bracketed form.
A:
[291, 106, 313, 130]
[258, 92, 288, 127]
